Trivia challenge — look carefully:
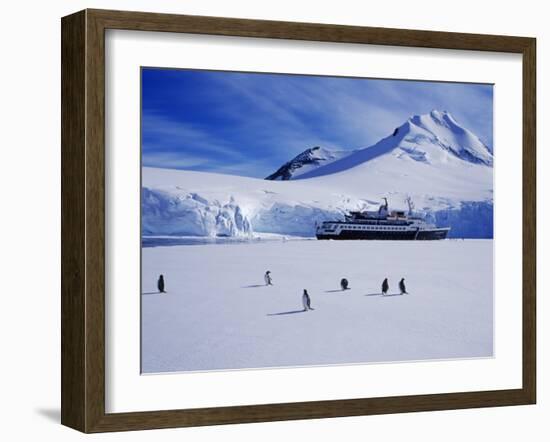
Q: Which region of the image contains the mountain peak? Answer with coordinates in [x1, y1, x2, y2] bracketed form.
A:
[265, 146, 352, 180]
[408, 110, 455, 130]
[403, 110, 492, 166]
[429, 109, 452, 121]
[266, 110, 493, 182]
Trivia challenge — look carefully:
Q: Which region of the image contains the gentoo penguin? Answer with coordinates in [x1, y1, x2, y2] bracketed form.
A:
[264, 270, 273, 286]
[381, 278, 389, 296]
[340, 278, 349, 290]
[399, 278, 408, 295]
[302, 289, 313, 311]
[157, 274, 165, 293]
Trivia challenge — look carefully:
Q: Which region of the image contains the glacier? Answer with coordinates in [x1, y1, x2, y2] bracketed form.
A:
[142, 110, 494, 239]
[142, 184, 493, 239]
[142, 188, 253, 237]
[425, 201, 494, 239]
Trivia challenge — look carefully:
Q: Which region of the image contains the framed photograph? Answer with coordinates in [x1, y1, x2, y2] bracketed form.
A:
[61, 9, 536, 433]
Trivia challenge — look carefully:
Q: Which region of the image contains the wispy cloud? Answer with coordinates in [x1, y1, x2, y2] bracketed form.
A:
[142, 151, 211, 170]
[142, 68, 493, 177]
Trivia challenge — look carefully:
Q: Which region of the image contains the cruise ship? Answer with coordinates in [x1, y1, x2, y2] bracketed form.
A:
[316, 198, 450, 240]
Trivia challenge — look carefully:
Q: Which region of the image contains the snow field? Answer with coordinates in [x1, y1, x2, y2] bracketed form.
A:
[141, 239, 493, 373]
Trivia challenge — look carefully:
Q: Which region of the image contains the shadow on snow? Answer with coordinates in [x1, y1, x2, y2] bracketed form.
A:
[267, 309, 307, 316]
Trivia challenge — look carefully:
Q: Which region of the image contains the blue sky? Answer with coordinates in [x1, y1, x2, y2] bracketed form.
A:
[142, 68, 493, 178]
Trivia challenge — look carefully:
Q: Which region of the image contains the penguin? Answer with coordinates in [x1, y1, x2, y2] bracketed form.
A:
[340, 278, 349, 290]
[399, 278, 408, 295]
[381, 278, 389, 296]
[264, 270, 273, 286]
[302, 289, 313, 311]
[157, 274, 165, 293]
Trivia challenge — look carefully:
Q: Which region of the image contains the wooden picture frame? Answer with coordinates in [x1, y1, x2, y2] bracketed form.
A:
[61, 9, 536, 433]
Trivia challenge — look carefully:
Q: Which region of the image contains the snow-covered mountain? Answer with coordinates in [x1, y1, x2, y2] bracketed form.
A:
[266, 110, 492, 182]
[265, 146, 353, 180]
[142, 110, 494, 239]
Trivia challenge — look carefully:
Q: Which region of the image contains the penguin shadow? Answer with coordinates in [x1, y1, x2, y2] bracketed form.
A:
[381, 293, 405, 297]
[267, 309, 306, 316]
[142, 291, 162, 295]
[242, 284, 267, 288]
[324, 289, 348, 293]
[365, 293, 383, 297]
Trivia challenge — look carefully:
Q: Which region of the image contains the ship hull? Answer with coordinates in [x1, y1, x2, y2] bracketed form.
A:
[316, 228, 449, 240]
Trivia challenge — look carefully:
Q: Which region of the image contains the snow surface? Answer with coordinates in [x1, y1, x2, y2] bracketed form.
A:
[142, 111, 493, 238]
[141, 239, 493, 373]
